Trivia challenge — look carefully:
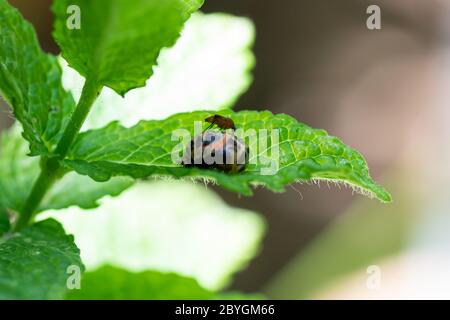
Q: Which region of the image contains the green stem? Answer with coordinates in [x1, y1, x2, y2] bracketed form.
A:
[54, 78, 102, 157]
[14, 160, 58, 230]
[14, 79, 102, 231]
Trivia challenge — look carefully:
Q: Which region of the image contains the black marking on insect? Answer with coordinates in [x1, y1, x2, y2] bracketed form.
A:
[182, 130, 249, 173]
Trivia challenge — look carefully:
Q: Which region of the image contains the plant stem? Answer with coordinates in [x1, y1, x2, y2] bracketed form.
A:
[54, 78, 102, 157]
[14, 79, 102, 231]
[14, 160, 58, 230]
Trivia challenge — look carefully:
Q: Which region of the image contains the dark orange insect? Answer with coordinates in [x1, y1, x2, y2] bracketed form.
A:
[204, 114, 236, 131]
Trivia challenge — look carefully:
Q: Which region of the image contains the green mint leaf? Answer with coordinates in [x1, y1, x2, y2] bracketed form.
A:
[0, 125, 37, 212]
[0, 219, 84, 299]
[0, 124, 133, 214]
[66, 265, 258, 300]
[0, 0, 76, 155]
[42, 181, 265, 290]
[59, 12, 255, 129]
[67, 266, 213, 300]
[40, 174, 134, 212]
[52, 0, 204, 96]
[63, 110, 392, 202]
[0, 207, 10, 235]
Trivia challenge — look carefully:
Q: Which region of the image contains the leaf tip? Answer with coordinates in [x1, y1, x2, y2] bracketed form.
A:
[375, 187, 393, 203]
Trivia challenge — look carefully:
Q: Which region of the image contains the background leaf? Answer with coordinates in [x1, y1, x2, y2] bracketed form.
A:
[40, 173, 134, 212]
[0, 125, 37, 212]
[67, 266, 213, 300]
[41, 181, 266, 290]
[59, 12, 256, 129]
[0, 219, 84, 299]
[0, 124, 133, 214]
[64, 110, 392, 202]
[67, 265, 261, 300]
[52, 0, 204, 96]
[0, 207, 10, 235]
[0, 0, 76, 155]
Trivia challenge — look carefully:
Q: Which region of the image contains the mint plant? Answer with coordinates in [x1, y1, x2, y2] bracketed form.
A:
[0, 0, 391, 299]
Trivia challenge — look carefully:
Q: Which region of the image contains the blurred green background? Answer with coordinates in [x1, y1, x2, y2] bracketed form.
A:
[2, 0, 450, 299]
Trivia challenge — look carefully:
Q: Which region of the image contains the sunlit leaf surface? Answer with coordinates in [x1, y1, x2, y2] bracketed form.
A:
[41, 181, 266, 290]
